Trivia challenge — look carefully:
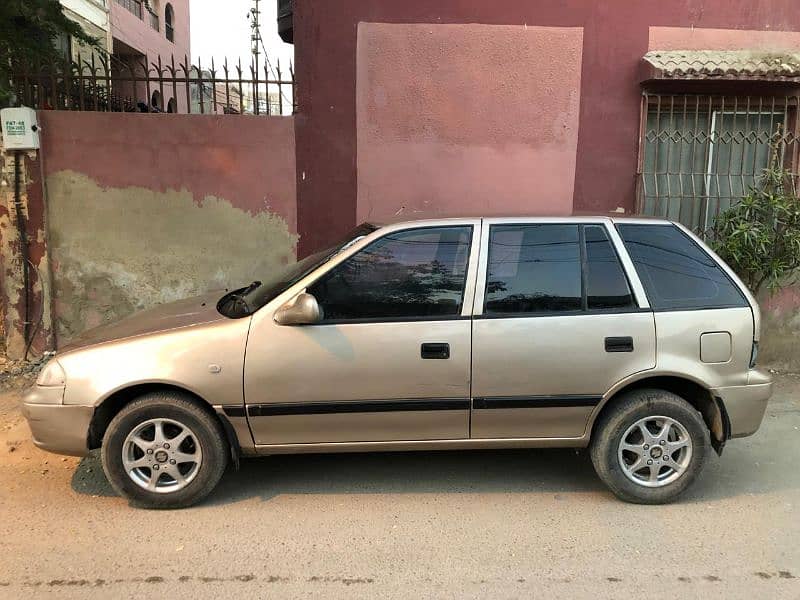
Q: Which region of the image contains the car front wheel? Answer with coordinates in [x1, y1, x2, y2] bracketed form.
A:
[101, 392, 228, 509]
[590, 389, 710, 504]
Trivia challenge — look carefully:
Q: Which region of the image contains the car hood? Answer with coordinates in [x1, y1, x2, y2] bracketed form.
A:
[60, 291, 229, 352]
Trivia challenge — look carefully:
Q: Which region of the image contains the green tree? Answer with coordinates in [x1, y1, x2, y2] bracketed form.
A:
[0, 0, 99, 105]
[710, 138, 800, 296]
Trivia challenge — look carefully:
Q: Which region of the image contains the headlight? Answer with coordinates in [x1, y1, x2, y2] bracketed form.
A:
[36, 360, 66, 387]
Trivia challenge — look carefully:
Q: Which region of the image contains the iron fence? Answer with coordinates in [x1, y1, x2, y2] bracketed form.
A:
[11, 54, 296, 116]
[637, 92, 799, 233]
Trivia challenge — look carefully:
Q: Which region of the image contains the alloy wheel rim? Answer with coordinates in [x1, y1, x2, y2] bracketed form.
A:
[617, 415, 692, 488]
[122, 418, 202, 494]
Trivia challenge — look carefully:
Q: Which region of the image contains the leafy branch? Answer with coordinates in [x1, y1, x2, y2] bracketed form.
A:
[0, 0, 100, 106]
[709, 129, 800, 296]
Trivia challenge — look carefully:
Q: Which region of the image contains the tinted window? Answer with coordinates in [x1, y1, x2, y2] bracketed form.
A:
[585, 225, 635, 310]
[485, 225, 581, 314]
[309, 226, 472, 321]
[617, 224, 746, 310]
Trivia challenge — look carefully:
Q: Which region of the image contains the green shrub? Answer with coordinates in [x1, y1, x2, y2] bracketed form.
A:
[710, 147, 800, 296]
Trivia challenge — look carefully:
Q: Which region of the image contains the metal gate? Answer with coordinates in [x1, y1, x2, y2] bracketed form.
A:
[637, 92, 799, 233]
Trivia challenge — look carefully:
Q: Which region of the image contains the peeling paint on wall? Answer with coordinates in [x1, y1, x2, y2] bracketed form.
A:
[46, 171, 297, 342]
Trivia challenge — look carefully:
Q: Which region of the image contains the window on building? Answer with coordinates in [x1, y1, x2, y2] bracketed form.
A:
[165, 3, 175, 42]
[151, 90, 162, 111]
[115, 0, 143, 19]
[617, 223, 746, 310]
[308, 226, 473, 321]
[638, 94, 796, 232]
[167, 98, 177, 113]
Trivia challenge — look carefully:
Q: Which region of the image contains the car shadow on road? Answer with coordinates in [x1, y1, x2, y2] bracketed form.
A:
[70, 441, 791, 506]
[71, 447, 603, 502]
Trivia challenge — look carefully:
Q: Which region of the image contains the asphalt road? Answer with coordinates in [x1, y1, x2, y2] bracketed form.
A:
[1, 374, 799, 599]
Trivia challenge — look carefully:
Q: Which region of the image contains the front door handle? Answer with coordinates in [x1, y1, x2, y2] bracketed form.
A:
[421, 342, 450, 359]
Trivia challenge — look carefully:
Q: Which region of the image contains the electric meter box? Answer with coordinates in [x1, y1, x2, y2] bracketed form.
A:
[1, 107, 40, 151]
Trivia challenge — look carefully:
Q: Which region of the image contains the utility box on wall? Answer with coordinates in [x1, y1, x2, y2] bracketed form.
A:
[1, 107, 40, 151]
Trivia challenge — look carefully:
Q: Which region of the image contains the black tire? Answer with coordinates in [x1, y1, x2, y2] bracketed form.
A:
[101, 392, 228, 509]
[590, 388, 710, 504]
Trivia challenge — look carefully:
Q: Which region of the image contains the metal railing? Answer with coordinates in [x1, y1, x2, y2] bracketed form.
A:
[11, 54, 297, 116]
[637, 92, 799, 233]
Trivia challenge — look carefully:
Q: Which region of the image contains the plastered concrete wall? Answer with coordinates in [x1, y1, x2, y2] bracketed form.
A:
[356, 23, 582, 223]
[37, 111, 296, 344]
[760, 283, 800, 372]
[649, 27, 800, 51]
[294, 0, 800, 255]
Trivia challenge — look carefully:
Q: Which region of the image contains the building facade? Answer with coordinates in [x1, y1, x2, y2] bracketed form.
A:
[109, 0, 190, 112]
[58, 0, 112, 61]
[285, 1, 800, 256]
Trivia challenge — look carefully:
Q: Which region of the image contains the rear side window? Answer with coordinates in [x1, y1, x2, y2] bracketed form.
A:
[585, 225, 635, 310]
[484, 223, 636, 315]
[617, 224, 747, 310]
[485, 224, 582, 314]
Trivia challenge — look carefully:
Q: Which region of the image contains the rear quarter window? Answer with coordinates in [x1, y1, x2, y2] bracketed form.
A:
[617, 224, 747, 311]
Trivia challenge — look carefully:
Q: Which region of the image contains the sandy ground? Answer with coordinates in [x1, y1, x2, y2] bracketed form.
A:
[0, 374, 798, 599]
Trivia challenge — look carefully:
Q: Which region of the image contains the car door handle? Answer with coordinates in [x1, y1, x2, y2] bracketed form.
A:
[605, 336, 634, 353]
[421, 343, 450, 359]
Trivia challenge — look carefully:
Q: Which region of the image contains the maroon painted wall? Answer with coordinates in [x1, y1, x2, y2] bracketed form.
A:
[293, 0, 800, 255]
[39, 112, 297, 229]
[17, 111, 298, 348]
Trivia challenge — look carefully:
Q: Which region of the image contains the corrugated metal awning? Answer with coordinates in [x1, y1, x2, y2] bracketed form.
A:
[643, 50, 800, 83]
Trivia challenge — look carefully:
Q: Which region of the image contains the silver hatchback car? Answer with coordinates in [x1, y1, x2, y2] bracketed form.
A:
[22, 217, 772, 508]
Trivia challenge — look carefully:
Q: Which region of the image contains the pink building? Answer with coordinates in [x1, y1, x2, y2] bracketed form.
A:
[110, 0, 190, 112]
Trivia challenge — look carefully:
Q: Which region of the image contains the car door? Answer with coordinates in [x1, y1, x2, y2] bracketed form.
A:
[470, 219, 656, 439]
[243, 221, 480, 446]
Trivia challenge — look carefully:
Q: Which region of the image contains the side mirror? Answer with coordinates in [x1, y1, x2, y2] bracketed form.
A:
[273, 292, 322, 325]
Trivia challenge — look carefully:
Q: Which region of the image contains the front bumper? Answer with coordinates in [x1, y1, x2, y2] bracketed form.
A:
[20, 387, 94, 457]
[713, 369, 773, 439]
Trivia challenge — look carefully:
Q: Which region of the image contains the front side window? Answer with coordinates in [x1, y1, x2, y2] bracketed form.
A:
[309, 226, 472, 321]
[617, 223, 746, 310]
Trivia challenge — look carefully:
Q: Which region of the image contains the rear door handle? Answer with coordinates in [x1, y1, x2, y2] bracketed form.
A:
[421, 343, 450, 359]
[605, 336, 634, 353]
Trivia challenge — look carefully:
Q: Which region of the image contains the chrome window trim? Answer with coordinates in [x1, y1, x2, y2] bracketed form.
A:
[604, 220, 651, 309]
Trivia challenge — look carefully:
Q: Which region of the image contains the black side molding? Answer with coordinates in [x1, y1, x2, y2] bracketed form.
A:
[605, 336, 634, 353]
[247, 398, 470, 417]
[473, 396, 602, 409]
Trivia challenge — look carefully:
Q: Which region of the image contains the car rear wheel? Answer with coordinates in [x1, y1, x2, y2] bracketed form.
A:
[590, 389, 709, 504]
[101, 392, 228, 509]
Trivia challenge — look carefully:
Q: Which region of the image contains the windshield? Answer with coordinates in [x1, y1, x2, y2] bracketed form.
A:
[217, 223, 379, 318]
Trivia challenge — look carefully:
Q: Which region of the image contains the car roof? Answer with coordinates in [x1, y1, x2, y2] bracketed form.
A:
[368, 213, 674, 229]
